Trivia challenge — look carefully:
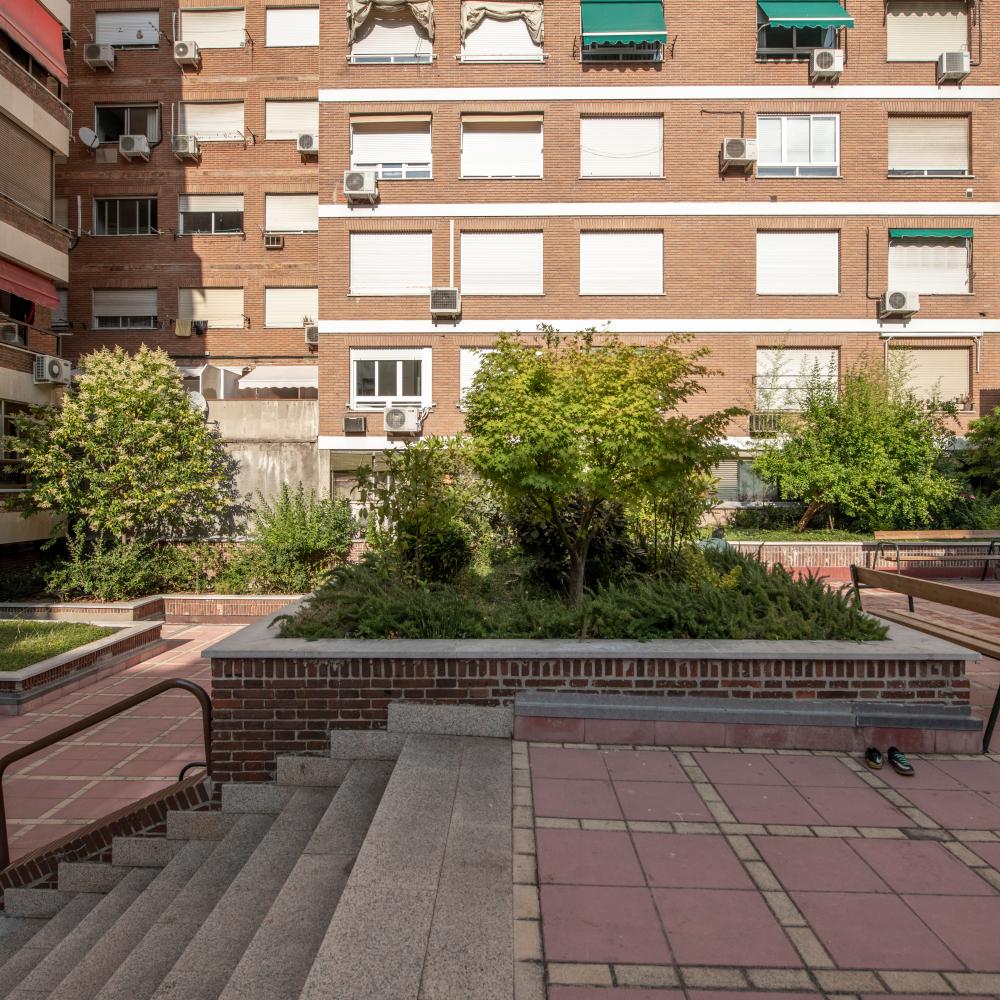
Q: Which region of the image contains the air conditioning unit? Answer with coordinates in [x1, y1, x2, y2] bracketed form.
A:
[297, 133, 318, 154]
[430, 287, 461, 318]
[343, 170, 378, 204]
[33, 354, 72, 386]
[0, 322, 21, 345]
[171, 134, 200, 160]
[173, 40, 201, 66]
[384, 403, 423, 434]
[264, 233, 284, 250]
[810, 48, 844, 80]
[720, 137, 758, 170]
[118, 134, 150, 160]
[937, 50, 971, 82]
[83, 43, 115, 70]
[304, 323, 319, 345]
[880, 290, 920, 318]
[343, 415, 367, 434]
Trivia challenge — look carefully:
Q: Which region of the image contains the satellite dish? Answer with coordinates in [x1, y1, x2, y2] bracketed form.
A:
[78, 127, 99, 150]
[188, 391, 209, 416]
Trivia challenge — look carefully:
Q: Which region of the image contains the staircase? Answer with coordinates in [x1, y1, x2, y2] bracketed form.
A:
[0, 735, 513, 1000]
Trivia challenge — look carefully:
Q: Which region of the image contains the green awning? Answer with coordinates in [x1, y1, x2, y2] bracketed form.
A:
[758, 1, 855, 29]
[889, 228, 973, 239]
[580, 0, 667, 47]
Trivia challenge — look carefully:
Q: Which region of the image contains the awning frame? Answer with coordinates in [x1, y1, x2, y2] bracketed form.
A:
[758, 1, 855, 30]
[579, 0, 667, 51]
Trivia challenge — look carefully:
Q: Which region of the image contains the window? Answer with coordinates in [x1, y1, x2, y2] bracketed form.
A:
[0, 400, 30, 493]
[178, 8, 246, 48]
[178, 195, 243, 235]
[460, 347, 496, 402]
[579, 232, 663, 295]
[351, 349, 431, 408]
[580, 117, 662, 178]
[755, 1, 851, 59]
[461, 232, 543, 295]
[0, 113, 54, 219]
[757, 115, 839, 177]
[580, 0, 666, 62]
[52, 289, 69, 329]
[177, 102, 244, 142]
[756, 348, 838, 411]
[888, 233, 971, 294]
[265, 100, 319, 141]
[266, 7, 319, 46]
[95, 105, 160, 143]
[349, 9, 432, 63]
[461, 116, 543, 178]
[94, 10, 160, 48]
[461, 6, 543, 62]
[889, 347, 970, 406]
[264, 287, 319, 327]
[886, 1, 968, 61]
[351, 116, 432, 179]
[264, 194, 318, 233]
[756, 231, 840, 295]
[349, 233, 432, 295]
[177, 288, 245, 329]
[888, 117, 970, 176]
[713, 459, 777, 502]
[94, 197, 158, 236]
[0, 292, 28, 343]
[92, 288, 157, 329]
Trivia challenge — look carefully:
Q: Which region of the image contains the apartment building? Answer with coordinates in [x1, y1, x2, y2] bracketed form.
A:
[0, 0, 71, 547]
[60, 0, 1000, 503]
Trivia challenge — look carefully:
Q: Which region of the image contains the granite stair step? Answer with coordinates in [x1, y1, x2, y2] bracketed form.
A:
[0, 920, 45, 972]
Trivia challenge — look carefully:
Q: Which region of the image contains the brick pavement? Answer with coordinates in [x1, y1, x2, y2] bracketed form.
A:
[0, 624, 237, 862]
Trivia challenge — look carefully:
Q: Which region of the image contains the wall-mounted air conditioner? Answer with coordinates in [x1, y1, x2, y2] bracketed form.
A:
[119, 134, 150, 160]
[430, 287, 460, 318]
[304, 323, 319, 345]
[880, 290, 920, 318]
[937, 50, 971, 82]
[173, 40, 201, 66]
[343, 415, 367, 433]
[810, 48, 844, 80]
[171, 134, 201, 160]
[384, 403, 422, 434]
[297, 134, 318, 154]
[343, 170, 378, 204]
[33, 355, 72, 385]
[84, 43, 115, 70]
[720, 137, 758, 171]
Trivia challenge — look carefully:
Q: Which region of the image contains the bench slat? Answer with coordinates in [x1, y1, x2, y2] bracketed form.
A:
[872, 608, 1000, 660]
[854, 566, 1000, 619]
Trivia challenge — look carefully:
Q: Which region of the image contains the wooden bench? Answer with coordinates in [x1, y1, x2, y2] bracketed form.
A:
[851, 564, 1000, 754]
[872, 530, 1000, 581]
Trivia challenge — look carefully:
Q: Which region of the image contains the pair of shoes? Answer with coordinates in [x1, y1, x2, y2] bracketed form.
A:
[865, 746, 915, 776]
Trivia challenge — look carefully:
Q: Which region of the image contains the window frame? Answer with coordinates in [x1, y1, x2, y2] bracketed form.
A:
[350, 348, 431, 409]
[460, 118, 544, 179]
[91, 289, 158, 330]
[755, 230, 841, 296]
[94, 104, 160, 144]
[349, 120, 433, 180]
[756, 5, 838, 60]
[756, 114, 840, 178]
[264, 6, 320, 46]
[887, 235, 972, 296]
[349, 9, 433, 64]
[94, 10, 160, 49]
[460, 12, 544, 63]
[93, 196, 159, 236]
[178, 201, 244, 236]
[887, 115, 971, 177]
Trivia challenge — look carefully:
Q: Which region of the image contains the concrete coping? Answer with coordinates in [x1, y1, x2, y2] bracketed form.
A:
[204, 602, 978, 664]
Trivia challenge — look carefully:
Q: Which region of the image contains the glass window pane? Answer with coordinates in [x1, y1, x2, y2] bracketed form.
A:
[761, 24, 793, 49]
[214, 211, 242, 233]
[785, 118, 810, 163]
[148, 200, 158, 231]
[96, 107, 126, 142]
[136, 107, 158, 141]
[356, 360, 376, 396]
[401, 360, 421, 396]
[377, 359, 398, 397]
[757, 118, 782, 164]
[812, 117, 837, 163]
[119, 199, 138, 233]
[182, 211, 213, 234]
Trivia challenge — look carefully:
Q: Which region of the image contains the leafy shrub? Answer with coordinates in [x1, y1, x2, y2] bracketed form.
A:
[959, 405, 1000, 494]
[932, 490, 1000, 531]
[728, 504, 807, 532]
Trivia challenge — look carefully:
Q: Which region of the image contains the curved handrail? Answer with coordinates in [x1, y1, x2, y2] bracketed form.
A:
[0, 678, 212, 871]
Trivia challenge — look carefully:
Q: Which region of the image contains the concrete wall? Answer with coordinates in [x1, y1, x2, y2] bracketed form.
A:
[227, 441, 320, 500]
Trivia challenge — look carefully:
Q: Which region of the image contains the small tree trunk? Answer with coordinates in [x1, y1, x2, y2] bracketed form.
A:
[796, 500, 826, 533]
[568, 550, 587, 605]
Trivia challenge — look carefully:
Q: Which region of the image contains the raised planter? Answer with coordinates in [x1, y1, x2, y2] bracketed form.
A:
[0, 597, 164, 623]
[163, 594, 303, 624]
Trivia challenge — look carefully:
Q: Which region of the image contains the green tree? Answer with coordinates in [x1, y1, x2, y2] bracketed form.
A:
[752, 362, 957, 532]
[463, 328, 738, 602]
[12, 345, 242, 542]
[960, 403, 1000, 494]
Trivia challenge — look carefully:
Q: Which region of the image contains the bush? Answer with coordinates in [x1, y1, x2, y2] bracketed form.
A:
[932, 490, 1000, 531]
[727, 504, 806, 532]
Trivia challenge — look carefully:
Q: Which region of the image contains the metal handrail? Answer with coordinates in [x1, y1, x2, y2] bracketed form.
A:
[0, 678, 212, 871]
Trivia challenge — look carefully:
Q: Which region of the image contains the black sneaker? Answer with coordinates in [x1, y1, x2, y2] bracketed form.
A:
[865, 746, 884, 770]
[887, 747, 915, 776]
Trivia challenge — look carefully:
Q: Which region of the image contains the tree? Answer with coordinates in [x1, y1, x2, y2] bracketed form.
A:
[12, 345, 242, 542]
[959, 403, 1000, 494]
[752, 361, 957, 532]
[463, 328, 738, 602]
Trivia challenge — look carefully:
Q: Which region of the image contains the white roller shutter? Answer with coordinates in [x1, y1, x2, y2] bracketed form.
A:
[265, 101, 319, 141]
[265, 6, 319, 45]
[459, 347, 495, 399]
[888, 117, 969, 173]
[580, 117, 663, 177]
[350, 233, 432, 295]
[177, 288, 245, 327]
[756, 348, 838, 410]
[351, 11, 430, 59]
[461, 232, 543, 295]
[756, 232, 840, 295]
[178, 194, 244, 213]
[92, 288, 156, 321]
[713, 461, 740, 501]
[178, 102, 244, 141]
[53, 197, 68, 228]
[580, 232, 663, 295]
[179, 9, 245, 48]
[264, 287, 319, 327]
[351, 121, 431, 165]
[264, 194, 318, 232]
[886, 1, 968, 61]
[462, 15, 542, 60]
[888, 238, 970, 294]
[95, 11, 159, 45]
[890, 347, 970, 403]
[461, 119, 542, 178]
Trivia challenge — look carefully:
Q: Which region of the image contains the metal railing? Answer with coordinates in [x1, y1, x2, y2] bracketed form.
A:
[0, 678, 212, 870]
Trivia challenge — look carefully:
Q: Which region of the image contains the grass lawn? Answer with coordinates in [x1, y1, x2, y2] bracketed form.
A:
[717, 528, 873, 542]
[0, 620, 116, 671]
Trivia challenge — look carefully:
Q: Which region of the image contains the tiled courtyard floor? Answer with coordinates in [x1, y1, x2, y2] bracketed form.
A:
[515, 742, 1000, 1000]
[0, 623, 236, 861]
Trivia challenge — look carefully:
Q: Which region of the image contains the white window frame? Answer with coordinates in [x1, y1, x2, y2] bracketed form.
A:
[264, 193, 319, 234]
[460, 11, 544, 63]
[460, 118, 544, 179]
[459, 347, 496, 406]
[460, 232, 544, 296]
[350, 119, 432, 180]
[755, 347, 839, 412]
[579, 116, 663, 179]
[886, 0, 969, 62]
[177, 101, 245, 143]
[756, 114, 840, 178]
[94, 104, 160, 143]
[177, 8, 246, 49]
[264, 100, 320, 142]
[178, 195, 244, 236]
[95, 10, 160, 48]
[92, 289, 158, 330]
[264, 287, 319, 328]
[579, 231, 664, 296]
[93, 196, 158, 236]
[756, 231, 841, 296]
[887, 236, 972, 295]
[349, 232, 433, 296]
[349, 9, 433, 64]
[265, 6, 320, 46]
[887, 116, 971, 177]
[350, 348, 432, 409]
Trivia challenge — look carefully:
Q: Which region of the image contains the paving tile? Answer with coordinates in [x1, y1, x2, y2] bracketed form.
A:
[652, 888, 801, 967]
[549, 990, 682, 1000]
[529, 747, 608, 780]
[850, 839, 996, 895]
[633, 833, 753, 889]
[902, 790, 1000, 831]
[752, 835, 889, 893]
[864, 996, 992, 1000]
[877, 759, 964, 790]
[532, 778, 622, 820]
[540, 884, 671, 965]
[969, 843, 1000, 869]
[932, 759, 1000, 792]
[769, 755, 863, 787]
[537, 829, 645, 887]
[602, 749, 688, 783]
[798, 786, 909, 828]
[695, 752, 788, 785]
[614, 781, 713, 823]
[903, 895, 1000, 971]
[792, 892, 963, 970]
[690, 994, 820, 1000]
[716, 784, 824, 826]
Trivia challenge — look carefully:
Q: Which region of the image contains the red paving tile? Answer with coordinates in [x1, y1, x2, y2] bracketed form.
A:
[767, 755, 862, 787]
[691, 995, 820, 1000]
[529, 747, 607, 780]
[613, 781, 713, 823]
[633, 834, 753, 889]
[695, 753, 788, 785]
[877, 759, 964, 790]
[550, 991, 682, 1000]
[537, 829, 645, 887]
[902, 895, 1000, 971]
[532, 778, 622, 820]
[902, 789, 1000, 830]
[850, 840, 997, 896]
[797, 785, 909, 827]
[931, 759, 1000, 791]
[970, 843, 1000, 868]
[716, 784, 824, 826]
[752, 836, 889, 893]
[601, 749, 687, 783]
